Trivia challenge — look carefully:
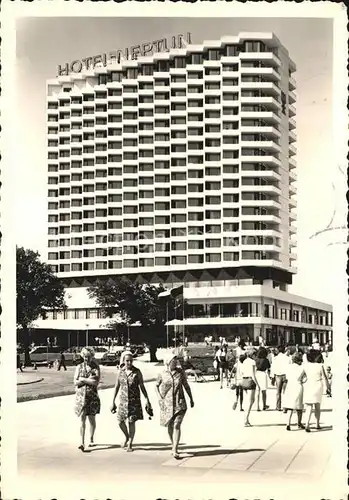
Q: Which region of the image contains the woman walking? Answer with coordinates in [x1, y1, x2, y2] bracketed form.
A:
[156, 353, 194, 459]
[74, 347, 101, 452]
[217, 344, 229, 389]
[213, 346, 220, 381]
[232, 353, 246, 411]
[300, 349, 330, 432]
[283, 352, 305, 430]
[240, 350, 259, 427]
[110, 353, 151, 452]
[255, 347, 271, 411]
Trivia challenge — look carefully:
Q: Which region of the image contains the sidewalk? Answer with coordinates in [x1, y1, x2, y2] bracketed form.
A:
[16, 379, 342, 500]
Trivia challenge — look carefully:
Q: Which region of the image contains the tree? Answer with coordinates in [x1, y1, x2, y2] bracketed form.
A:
[88, 278, 179, 362]
[16, 247, 66, 366]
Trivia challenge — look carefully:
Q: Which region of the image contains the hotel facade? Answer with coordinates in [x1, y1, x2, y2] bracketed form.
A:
[34, 32, 333, 346]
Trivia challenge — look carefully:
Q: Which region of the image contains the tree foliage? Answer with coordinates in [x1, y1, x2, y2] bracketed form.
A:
[88, 278, 178, 361]
[17, 247, 66, 328]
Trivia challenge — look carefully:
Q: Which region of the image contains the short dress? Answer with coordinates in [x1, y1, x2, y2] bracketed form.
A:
[283, 364, 304, 410]
[116, 366, 144, 423]
[218, 352, 229, 370]
[303, 363, 324, 405]
[255, 358, 270, 391]
[156, 368, 188, 426]
[74, 362, 101, 417]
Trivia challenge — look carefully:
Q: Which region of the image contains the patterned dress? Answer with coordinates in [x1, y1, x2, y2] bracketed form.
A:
[156, 368, 188, 427]
[74, 362, 101, 417]
[116, 366, 144, 424]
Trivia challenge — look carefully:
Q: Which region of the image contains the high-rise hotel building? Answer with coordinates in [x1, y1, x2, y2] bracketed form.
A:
[38, 33, 332, 346]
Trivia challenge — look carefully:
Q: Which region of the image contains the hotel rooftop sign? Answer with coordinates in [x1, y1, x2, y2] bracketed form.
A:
[58, 32, 193, 76]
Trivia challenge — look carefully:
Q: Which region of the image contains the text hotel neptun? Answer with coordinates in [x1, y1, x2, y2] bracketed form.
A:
[57, 32, 193, 76]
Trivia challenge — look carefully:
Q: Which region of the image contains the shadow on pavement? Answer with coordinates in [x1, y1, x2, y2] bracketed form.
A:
[315, 426, 333, 432]
[187, 448, 265, 458]
[251, 423, 287, 427]
[136, 443, 219, 451]
[86, 444, 121, 452]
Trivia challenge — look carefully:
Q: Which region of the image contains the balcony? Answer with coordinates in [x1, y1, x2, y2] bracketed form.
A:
[240, 52, 281, 67]
[289, 90, 296, 105]
[240, 140, 281, 152]
[241, 199, 281, 210]
[289, 76, 296, 91]
[241, 170, 281, 182]
[240, 96, 280, 111]
[289, 144, 297, 156]
[289, 104, 296, 117]
[289, 117, 296, 130]
[289, 170, 297, 182]
[240, 111, 281, 125]
[289, 184, 297, 196]
[241, 184, 281, 196]
[241, 125, 280, 137]
[241, 154, 281, 167]
[289, 157, 297, 169]
[240, 213, 281, 223]
[240, 67, 280, 81]
[289, 129, 297, 143]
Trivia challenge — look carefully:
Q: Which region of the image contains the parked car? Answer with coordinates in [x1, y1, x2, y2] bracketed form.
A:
[20, 346, 74, 365]
[99, 350, 121, 366]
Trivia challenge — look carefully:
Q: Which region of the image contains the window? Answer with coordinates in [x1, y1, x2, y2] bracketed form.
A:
[206, 253, 221, 262]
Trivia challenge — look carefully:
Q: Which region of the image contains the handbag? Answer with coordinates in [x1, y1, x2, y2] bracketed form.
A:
[241, 377, 255, 390]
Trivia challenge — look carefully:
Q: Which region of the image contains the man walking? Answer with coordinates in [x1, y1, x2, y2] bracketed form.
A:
[270, 345, 290, 411]
[57, 350, 67, 371]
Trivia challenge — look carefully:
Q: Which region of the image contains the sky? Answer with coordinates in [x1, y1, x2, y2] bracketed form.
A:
[14, 16, 346, 305]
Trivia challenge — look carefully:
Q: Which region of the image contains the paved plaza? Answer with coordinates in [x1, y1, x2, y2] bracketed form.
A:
[16, 369, 344, 500]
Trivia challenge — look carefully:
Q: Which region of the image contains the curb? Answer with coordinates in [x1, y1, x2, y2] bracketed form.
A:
[17, 378, 44, 386]
[17, 376, 156, 403]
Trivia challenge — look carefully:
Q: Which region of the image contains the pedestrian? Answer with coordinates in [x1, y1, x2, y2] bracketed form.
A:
[57, 350, 67, 371]
[326, 366, 332, 396]
[213, 346, 219, 381]
[155, 353, 194, 459]
[17, 351, 23, 372]
[240, 349, 259, 427]
[180, 353, 200, 383]
[74, 347, 101, 452]
[283, 352, 305, 430]
[270, 345, 290, 411]
[110, 353, 151, 452]
[236, 339, 246, 357]
[216, 344, 229, 389]
[232, 353, 246, 411]
[300, 349, 330, 432]
[255, 347, 271, 411]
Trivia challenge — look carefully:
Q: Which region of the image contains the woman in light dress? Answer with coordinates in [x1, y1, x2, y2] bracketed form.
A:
[300, 349, 330, 432]
[74, 347, 101, 452]
[155, 353, 194, 459]
[255, 347, 271, 411]
[110, 352, 151, 452]
[217, 345, 229, 389]
[240, 349, 260, 427]
[283, 352, 305, 430]
[232, 353, 246, 412]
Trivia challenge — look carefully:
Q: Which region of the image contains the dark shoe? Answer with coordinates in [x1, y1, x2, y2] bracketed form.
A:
[305, 427, 311, 433]
[78, 445, 85, 452]
[298, 423, 305, 429]
[286, 425, 291, 431]
[283, 409, 287, 414]
[240, 407, 244, 411]
[263, 405, 269, 411]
